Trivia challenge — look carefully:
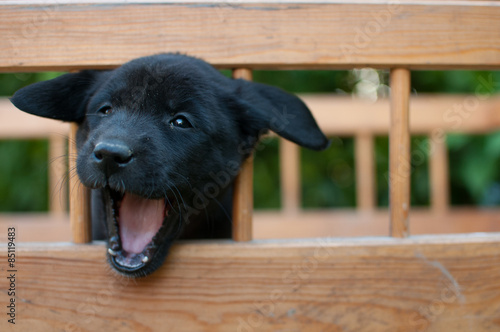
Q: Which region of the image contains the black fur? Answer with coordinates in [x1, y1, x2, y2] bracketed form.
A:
[11, 54, 329, 277]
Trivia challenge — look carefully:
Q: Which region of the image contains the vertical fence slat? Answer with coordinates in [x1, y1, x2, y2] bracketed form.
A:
[232, 68, 253, 242]
[49, 134, 67, 214]
[389, 68, 411, 238]
[430, 135, 449, 212]
[280, 138, 300, 214]
[69, 123, 91, 243]
[355, 133, 375, 210]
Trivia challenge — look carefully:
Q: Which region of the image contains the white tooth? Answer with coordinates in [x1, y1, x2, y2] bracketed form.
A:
[142, 256, 149, 263]
[108, 248, 117, 256]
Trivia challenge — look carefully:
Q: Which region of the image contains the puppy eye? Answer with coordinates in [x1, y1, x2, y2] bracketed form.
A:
[170, 116, 192, 129]
[98, 106, 113, 115]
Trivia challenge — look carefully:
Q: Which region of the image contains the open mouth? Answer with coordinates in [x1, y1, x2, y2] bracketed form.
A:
[103, 187, 177, 276]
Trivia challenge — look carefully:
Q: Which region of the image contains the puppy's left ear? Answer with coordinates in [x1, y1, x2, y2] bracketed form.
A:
[231, 79, 329, 151]
[10, 70, 109, 123]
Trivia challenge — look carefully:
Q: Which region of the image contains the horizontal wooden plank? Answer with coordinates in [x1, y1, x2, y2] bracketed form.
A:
[0, 213, 70, 242]
[3, 94, 500, 140]
[2, 207, 500, 242]
[1, 1, 500, 71]
[254, 208, 500, 238]
[302, 94, 500, 135]
[0, 99, 68, 139]
[0, 235, 499, 331]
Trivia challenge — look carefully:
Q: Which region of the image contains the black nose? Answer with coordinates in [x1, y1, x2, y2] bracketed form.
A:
[93, 141, 133, 174]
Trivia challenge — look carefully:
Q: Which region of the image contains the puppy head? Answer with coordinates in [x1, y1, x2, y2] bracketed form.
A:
[11, 54, 328, 277]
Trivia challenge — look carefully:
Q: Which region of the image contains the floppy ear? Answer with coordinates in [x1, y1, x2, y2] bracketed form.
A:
[231, 79, 329, 151]
[10, 70, 108, 123]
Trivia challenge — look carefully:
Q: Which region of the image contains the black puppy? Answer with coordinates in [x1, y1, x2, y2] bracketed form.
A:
[11, 54, 328, 277]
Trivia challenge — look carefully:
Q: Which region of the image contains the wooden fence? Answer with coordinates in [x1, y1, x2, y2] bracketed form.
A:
[1, 1, 500, 331]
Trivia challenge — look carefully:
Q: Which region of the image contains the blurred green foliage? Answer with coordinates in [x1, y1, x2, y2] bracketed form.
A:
[301, 137, 355, 209]
[448, 132, 500, 206]
[0, 69, 499, 212]
[412, 71, 500, 94]
[0, 72, 63, 97]
[0, 140, 49, 211]
[253, 137, 281, 209]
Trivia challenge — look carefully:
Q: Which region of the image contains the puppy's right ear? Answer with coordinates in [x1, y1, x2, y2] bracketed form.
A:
[10, 70, 109, 123]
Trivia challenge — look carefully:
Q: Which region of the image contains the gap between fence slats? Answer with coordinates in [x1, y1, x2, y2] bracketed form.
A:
[69, 123, 91, 243]
[231, 68, 253, 241]
[429, 135, 450, 212]
[389, 68, 411, 238]
[355, 133, 375, 210]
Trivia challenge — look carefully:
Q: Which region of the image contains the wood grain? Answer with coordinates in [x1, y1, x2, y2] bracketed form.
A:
[69, 123, 91, 243]
[389, 68, 411, 238]
[1, 1, 500, 71]
[231, 68, 254, 242]
[1, 235, 499, 331]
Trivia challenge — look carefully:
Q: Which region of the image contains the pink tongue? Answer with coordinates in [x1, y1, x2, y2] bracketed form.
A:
[119, 193, 165, 254]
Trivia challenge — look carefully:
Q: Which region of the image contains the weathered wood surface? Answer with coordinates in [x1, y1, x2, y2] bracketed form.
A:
[1, 1, 500, 71]
[0, 235, 499, 331]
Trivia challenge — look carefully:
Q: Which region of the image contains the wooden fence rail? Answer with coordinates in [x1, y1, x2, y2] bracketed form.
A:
[1, 1, 500, 71]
